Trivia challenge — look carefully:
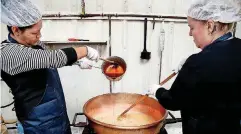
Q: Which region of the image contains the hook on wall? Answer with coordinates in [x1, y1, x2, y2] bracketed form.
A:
[152, 18, 155, 30]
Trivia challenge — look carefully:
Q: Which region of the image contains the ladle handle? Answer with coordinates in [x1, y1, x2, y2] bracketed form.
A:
[91, 65, 101, 69]
[99, 57, 115, 64]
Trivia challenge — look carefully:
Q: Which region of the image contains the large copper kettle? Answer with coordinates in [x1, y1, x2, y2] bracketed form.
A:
[83, 93, 168, 134]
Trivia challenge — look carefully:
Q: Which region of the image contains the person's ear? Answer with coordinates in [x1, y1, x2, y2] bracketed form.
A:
[206, 19, 215, 35]
[11, 26, 21, 36]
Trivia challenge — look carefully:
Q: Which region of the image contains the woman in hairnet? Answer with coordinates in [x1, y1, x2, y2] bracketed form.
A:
[148, 0, 241, 134]
[1, 0, 99, 133]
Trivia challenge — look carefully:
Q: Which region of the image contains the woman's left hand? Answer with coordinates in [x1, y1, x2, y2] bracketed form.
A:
[75, 58, 94, 69]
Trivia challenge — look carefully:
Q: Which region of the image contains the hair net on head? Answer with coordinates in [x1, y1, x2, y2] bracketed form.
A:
[187, 0, 241, 23]
[1, 0, 42, 27]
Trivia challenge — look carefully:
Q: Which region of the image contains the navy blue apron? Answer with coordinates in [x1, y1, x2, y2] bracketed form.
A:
[6, 34, 71, 134]
[22, 69, 71, 134]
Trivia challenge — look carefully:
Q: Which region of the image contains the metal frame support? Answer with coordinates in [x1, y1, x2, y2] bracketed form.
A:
[108, 16, 113, 93]
[42, 13, 187, 20]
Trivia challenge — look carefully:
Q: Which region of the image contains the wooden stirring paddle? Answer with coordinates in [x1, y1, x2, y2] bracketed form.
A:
[117, 72, 177, 120]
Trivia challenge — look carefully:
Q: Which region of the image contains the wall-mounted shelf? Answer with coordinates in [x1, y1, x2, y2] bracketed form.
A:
[43, 41, 107, 46]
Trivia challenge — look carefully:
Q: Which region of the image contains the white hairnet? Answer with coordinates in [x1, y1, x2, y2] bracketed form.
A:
[188, 0, 241, 23]
[1, 0, 42, 27]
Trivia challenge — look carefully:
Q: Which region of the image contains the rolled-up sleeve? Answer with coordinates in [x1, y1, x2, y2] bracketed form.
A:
[1, 43, 77, 75]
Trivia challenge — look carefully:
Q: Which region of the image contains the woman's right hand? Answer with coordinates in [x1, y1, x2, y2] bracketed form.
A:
[85, 46, 99, 62]
[75, 58, 93, 69]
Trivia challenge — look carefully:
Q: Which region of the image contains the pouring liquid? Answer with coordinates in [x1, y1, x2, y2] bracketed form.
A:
[105, 64, 123, 117]
[111, 81, 116, 123]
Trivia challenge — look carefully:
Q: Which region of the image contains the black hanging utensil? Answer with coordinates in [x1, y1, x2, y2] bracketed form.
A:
[140, 18, 151, 60]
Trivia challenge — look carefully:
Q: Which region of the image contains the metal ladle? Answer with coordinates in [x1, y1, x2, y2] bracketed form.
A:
[117, 72, 177, 120]
[87, 57, 118, 69]
[101, 56, 127, 81]
[99, 57, 115, 64]
[99, 57, 119, 67]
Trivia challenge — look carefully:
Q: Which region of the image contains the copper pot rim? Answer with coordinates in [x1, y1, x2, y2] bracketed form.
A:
[83, 93, 168, 129]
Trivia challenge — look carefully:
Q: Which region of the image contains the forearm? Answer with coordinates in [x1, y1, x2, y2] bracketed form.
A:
[1, 44, 78, 75]
[155, 88, 181, 111]
[155, 54, 201, 111]
[39, 41, 88, 62]
[73, 46, 87, 59]
[39, 41, 87, 60]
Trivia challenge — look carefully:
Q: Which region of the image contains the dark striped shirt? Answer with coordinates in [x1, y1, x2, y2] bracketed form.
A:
[1, 41, 77, 75]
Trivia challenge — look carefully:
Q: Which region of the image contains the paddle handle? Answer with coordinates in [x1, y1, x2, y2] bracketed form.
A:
[117, 72, 177, 120]
[118, 94, 148, 118]
[160, 72, 177, 86]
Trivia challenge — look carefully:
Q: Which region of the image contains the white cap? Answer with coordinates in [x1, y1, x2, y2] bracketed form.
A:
[187, 0, 241, 23]
[1, 0, 42, 27]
